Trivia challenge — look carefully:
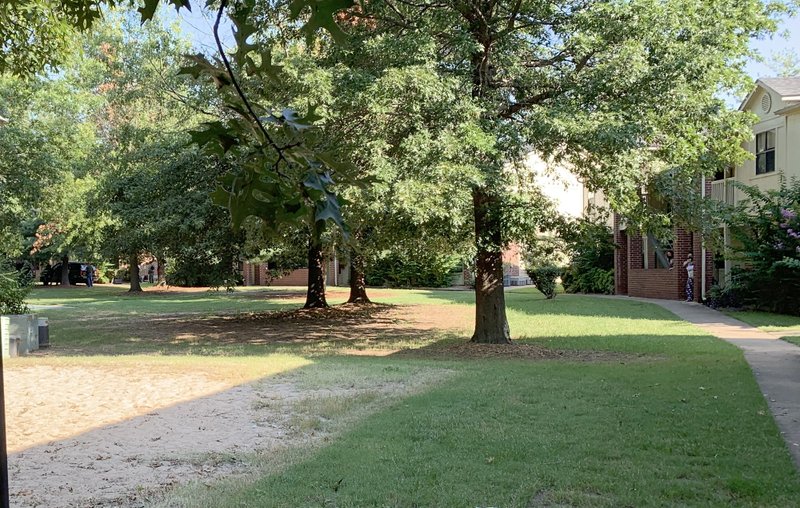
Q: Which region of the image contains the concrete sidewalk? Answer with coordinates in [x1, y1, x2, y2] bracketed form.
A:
[632, 297, 800, 470]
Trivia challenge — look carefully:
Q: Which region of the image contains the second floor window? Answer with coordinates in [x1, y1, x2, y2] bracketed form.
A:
[756, 130, 775, 175]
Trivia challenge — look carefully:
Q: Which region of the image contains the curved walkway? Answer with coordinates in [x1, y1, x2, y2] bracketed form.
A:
[626, 297, 800, 470]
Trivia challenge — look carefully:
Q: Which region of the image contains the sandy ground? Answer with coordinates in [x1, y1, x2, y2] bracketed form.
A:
[5, 366, 354, 507]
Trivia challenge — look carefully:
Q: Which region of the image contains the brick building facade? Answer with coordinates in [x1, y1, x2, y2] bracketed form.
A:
[241, 260, 347, 287]
[613, 181, 714, 302]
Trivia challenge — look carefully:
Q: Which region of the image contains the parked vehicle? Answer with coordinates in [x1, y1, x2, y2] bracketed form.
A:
[40, 262, 88, 285]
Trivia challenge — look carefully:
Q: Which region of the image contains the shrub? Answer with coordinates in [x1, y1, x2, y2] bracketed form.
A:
[705, 283, 741, 310]
[565, 267, 614, 294]
[727, 180, 800, 315]
[530, 265, 560, 299]
[366, 252, 459, 288]
[115, 267, 130, 282]
[0, 263, 30, 315]
[561, 210, 615, 294]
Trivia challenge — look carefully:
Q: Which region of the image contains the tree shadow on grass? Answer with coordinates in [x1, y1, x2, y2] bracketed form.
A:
[38, 303, 470, 357]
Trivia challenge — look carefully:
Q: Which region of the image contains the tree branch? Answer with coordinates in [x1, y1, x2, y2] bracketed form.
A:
[213, 0, 283, 158]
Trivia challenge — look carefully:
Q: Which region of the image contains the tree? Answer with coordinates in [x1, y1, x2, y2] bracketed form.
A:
[84, 10, 226, 292]
[350, 0, 785, 343]
[228, 9, 478, 304]
[0, 69, 104, 281]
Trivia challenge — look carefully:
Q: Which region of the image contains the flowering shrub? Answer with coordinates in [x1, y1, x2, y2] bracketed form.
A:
[727, 181, 800, 315]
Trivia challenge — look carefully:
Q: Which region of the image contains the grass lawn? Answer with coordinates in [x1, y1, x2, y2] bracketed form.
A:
[722, 309, 800, 334]
[20, 284, 800, 506]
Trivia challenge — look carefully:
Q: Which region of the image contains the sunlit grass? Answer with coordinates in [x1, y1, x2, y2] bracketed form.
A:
[722, 309, 800, 332]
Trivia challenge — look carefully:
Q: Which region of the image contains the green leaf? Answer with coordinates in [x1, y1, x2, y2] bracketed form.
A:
[137, 0, 160, 23]
[179, 54, 231, 90]
[229, 0, 259, 64]
[288, 0, 355, 44]
[245, 50, 284, 80]
[189, 122, 239, 155]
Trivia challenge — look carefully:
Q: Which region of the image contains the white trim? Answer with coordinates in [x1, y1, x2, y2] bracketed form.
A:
[774, 103, 800, 116]
[701, 176, 706, 301]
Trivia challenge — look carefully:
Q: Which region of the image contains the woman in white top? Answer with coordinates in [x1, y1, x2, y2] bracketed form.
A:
[683, 254, 695, 302]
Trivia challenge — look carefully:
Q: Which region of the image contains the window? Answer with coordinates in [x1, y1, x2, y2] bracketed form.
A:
[714, 165, 735, 181]
[755, 130, 775, 175]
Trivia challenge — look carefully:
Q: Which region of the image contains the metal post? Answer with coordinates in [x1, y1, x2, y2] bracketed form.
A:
[0, 348, 8, 508]
[0, 113, 11, 508]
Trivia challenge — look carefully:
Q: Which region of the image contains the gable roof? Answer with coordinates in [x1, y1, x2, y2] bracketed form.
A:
[739, 76, 800, 112]
[758, 77, 800, 99]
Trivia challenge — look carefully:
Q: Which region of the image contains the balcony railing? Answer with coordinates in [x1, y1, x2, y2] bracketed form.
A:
[710, 179, 735, 205]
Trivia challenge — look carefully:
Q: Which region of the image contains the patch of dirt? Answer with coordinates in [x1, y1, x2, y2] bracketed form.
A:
[395, 342, 640, 362]
[5, 364, 440, 508]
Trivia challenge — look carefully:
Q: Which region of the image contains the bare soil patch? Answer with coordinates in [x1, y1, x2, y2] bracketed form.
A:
[6, 363, 445, 507]
[394, 342, 641, 362]
[52, 304, 474, 354]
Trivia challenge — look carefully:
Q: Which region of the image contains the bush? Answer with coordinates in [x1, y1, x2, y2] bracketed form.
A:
[564, 267, 614, 294]
[0, 263, 30, 314]
[560, 210, 615, 294]
[530, 265, 560, 299]
[366, 252, 459, 288]
[705, 284, 741, 310]
[727, 180, 800, 315]
[114, 267, 130, 282]
[166, 258, 243, 288]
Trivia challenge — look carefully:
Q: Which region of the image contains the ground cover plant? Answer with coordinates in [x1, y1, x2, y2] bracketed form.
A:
[11, 285, 800, 506]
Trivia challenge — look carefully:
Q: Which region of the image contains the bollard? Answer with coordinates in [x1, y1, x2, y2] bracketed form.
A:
[38, 317, 49, 349]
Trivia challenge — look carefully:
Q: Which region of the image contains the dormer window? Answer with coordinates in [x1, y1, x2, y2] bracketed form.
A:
[755, 130, 775, 175]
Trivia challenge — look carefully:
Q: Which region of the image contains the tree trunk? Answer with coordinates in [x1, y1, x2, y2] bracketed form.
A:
[347, 253, 371, 304]
[304, 231, 328, 308]
[156, 257, 166, 286]
[471, 187, 511, 344]
[60, 254, 71, 286]
[129, 253, 142, 293]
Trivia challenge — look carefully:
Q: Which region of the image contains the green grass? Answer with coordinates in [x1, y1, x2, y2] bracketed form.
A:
[21, 285, 800, 506]
[722, 309, 800, 333]
[784, 336, 800, 347]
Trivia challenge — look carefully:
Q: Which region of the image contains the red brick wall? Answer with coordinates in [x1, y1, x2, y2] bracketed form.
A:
[613, 216, 715, 301]
[272, 269, 309, 286]
[629, 233, 643, 269]
[628, 268, 682, 299]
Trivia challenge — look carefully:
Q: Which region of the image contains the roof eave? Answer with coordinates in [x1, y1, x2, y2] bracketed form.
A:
[774, 103, 800, 116]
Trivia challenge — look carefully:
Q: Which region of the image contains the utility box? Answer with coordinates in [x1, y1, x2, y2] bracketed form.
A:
[1, 314, 39, 358]
[38, 317, 50, 348]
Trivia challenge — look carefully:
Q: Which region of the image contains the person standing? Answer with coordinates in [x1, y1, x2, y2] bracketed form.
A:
[148, 265, 155, 284]
[85, 263, 95, 288]
[682, 254, 694, 302]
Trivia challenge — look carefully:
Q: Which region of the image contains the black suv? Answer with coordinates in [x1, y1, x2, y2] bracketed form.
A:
[40, 262, 88, 285]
